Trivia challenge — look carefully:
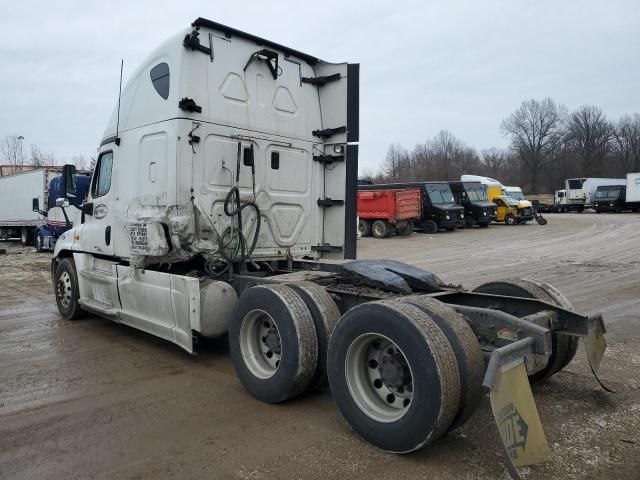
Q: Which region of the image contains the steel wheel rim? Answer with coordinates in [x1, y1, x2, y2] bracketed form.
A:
[240, 309, 282, 379]
[57, 271, 72, 308]
[373, 223, 384, 237]
[345, 333, 414, 423]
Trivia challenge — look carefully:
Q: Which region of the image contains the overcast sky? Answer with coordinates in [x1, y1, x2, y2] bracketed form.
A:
[1, 0, 638, 173]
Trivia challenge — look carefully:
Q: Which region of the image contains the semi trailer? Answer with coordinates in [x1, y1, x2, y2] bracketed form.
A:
[0, 167, 63, 244]
[625, 172, 640, 211]
[357, 187, 421, 238]
[51, 18, 609, 475]
[448, 181, 496, 228]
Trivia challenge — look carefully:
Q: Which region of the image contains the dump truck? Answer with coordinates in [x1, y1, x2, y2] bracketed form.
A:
[449, 181, 496, 228]
[50, 18, 610, 476]
[565, 177, 626, 211]
[0, 167, 63, 244]
[461, 175, 533, 225]
[357, 187, 421, 238]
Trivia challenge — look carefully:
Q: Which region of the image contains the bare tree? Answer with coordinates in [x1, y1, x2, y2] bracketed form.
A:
[565, 105, 614, 176]
[88, 155, 98, 171]
[72, 153, 88, 171]
[382, 143, 410, 180]
[1, 134, 24, 165]
[501, 98, 566, 193]
[29, 144, 55, 167]
[614, 113, 640, 172]
[429, 130, 465, 180]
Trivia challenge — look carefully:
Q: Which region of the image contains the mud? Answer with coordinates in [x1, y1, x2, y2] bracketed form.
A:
[1, 213, 639, 479]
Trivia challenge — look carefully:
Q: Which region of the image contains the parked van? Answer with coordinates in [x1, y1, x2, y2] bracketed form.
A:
[448, 181, 496, 228]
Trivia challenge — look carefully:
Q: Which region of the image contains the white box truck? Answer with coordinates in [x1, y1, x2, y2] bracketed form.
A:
[0, 167, 62, 244]
[47, 18, 610, 470]
[625, 172, 640, 211]
[565, 177, 626, 211]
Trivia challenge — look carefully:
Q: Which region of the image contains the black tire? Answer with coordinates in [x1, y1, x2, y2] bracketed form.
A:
[401, 296, 484, 430]
[229, 284, 318, 404]
[35, 233, 44, 252]
[505, 214, 516, 225]
[20, 227, 33, 246]
[472, 279, 579, 382]
[422, 219, 438, 234]
[358, 219, 372, 237]
[371, 220, 391, 239]
[54, 257, 85, 320]
[396, 222, 413, 236]
[464, 216, 475, 229]
[288, 281, 341, 391]
[327, 300, 460, 453]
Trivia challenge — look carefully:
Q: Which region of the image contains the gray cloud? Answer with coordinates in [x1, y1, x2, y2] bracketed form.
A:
[0, 0, 638, 173]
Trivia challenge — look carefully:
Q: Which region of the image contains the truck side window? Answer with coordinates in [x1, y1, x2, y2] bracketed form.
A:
[92, 152, 113, 198]
[150, 62, 170, 100]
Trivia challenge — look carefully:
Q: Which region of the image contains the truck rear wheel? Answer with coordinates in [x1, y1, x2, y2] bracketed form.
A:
[472, 279, 579, 382]
[422, 219, 438, 234]
[288, 281, 341, 391]
[396, 222, 413, 236]
[505, 214, 516, 225]
[229, 284, 318, 404]
[372, 220, 391, 238]
[327, 300, 460, 453]
[401, 296, 484, 430]
[54, 258, 84, 320]
[358, 219, 372, 237]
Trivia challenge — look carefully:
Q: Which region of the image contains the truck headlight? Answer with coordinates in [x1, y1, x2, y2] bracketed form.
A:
[483, 211, 487, 216]
[609, 203, 613, 206]
[445, 215, 450, 220]
[460, 213, 464, 218]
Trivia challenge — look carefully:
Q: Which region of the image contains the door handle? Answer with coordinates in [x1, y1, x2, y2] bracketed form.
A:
[105, 226, 111, 246]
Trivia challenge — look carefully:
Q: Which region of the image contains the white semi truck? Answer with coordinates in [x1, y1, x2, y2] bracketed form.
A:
[0, 167, 61, 244]
[565, 177, 626, 211]
[50, 18, 609, 472]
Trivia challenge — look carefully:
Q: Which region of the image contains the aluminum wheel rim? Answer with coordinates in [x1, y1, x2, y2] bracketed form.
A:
[57, 271, 72, 308]
[240, 309, 282, 379]
[345, 333, 414, 423]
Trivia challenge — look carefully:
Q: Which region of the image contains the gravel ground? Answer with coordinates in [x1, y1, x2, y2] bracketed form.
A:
[0, 213, 639, 479]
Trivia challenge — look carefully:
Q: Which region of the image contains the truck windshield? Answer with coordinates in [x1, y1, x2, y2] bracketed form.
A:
[466, 188, 487, 201]
[427, 187, 455, 204]
[595, 189, 620, 198]
[507, 191, 525, 200]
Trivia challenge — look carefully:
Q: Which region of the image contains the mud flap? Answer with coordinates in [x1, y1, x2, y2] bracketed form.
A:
[584, 314, 614, 393]
[484, 338, 550, 479]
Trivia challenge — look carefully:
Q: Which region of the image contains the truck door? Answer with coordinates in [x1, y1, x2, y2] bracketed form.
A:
[79, 150, 116, 256]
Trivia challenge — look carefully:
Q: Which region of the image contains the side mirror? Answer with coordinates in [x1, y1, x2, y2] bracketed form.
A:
[63, 164, 77, 198]
[32, 198, 39, 212]
[56, 198, 69, 208]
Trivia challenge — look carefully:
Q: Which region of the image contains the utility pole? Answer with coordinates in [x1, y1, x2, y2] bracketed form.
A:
[17, 135, 24, 164]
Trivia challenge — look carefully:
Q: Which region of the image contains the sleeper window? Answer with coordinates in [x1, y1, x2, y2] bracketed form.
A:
[92, 152, 113, 198]
[150, 62, 170, 100]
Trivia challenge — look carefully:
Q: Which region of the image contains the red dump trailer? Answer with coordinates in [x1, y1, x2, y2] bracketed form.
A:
[357, 188, 421, 238]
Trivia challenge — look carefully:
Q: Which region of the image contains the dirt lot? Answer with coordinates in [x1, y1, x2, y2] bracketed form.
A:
[1, 213, 639, 480]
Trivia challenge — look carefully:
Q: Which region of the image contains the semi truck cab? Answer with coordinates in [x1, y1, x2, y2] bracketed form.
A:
[448, 181, 496, 228]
